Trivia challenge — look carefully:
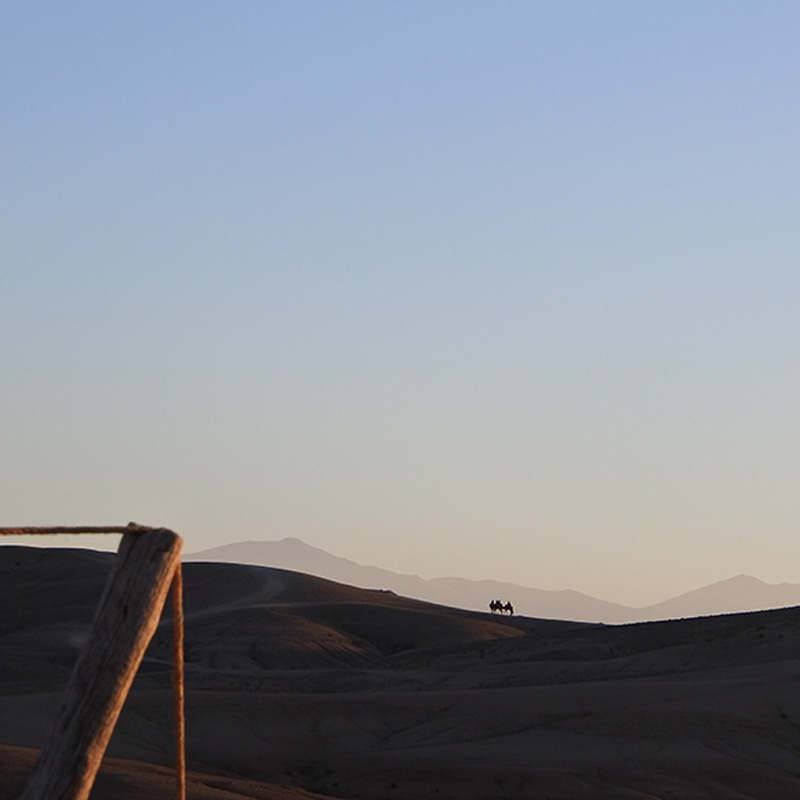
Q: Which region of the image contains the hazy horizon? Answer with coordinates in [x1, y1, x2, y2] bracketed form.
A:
[3, 531, 798, 612]
[3, 2, 799, 608]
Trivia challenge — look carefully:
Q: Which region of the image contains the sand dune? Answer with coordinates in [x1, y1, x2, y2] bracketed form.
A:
[0, 745, 329, 800]
[3, 545, 800, 798]
[187, 537, 635, 622]
[188, 537, 800, 622]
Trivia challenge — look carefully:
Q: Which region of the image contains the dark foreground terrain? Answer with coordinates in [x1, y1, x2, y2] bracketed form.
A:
[2, 545, 800, 799]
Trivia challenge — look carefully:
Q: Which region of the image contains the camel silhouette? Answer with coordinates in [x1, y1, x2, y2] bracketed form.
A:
[489, 599, 514, 616]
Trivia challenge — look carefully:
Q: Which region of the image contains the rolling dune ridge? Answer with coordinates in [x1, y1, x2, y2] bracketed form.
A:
[3, 546, 800, 799]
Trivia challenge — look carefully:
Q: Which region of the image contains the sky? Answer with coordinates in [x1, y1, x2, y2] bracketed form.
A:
[2, 1, 799, 607]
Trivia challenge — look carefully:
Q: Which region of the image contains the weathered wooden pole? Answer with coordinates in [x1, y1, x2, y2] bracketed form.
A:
[171, 564, 186, 800]
[19, 527, 183, 800]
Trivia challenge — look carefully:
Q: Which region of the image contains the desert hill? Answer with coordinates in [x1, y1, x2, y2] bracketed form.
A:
[187, 537, 632, 622]
[188, 536, 800, 622]
[0, 745, 329, 800]
[3, 545, 800, 799]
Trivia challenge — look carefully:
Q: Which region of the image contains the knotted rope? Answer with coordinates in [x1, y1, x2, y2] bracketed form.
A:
[0, 524, 186, 800]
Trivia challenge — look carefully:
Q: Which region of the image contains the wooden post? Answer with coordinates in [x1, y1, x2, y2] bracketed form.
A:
[171, 564, 186, 800]
[20, 528, 183, 800]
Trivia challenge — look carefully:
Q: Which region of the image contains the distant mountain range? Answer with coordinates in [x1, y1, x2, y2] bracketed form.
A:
[186, 537, 800, 623]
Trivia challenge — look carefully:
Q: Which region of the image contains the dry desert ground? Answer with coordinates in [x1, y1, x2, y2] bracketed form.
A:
[2, 545, 800, 799]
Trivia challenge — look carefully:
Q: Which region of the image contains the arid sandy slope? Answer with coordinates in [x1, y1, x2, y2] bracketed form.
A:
[2, 545, 800, 799]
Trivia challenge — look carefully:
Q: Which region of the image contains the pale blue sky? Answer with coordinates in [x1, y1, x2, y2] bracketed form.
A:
[2, 2, 799, 605]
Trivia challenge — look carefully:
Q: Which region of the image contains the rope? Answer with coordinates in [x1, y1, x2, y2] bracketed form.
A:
[1, 523, 186, 800]
[0, 523, 154, 536]
[172, 564, 186, 800]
